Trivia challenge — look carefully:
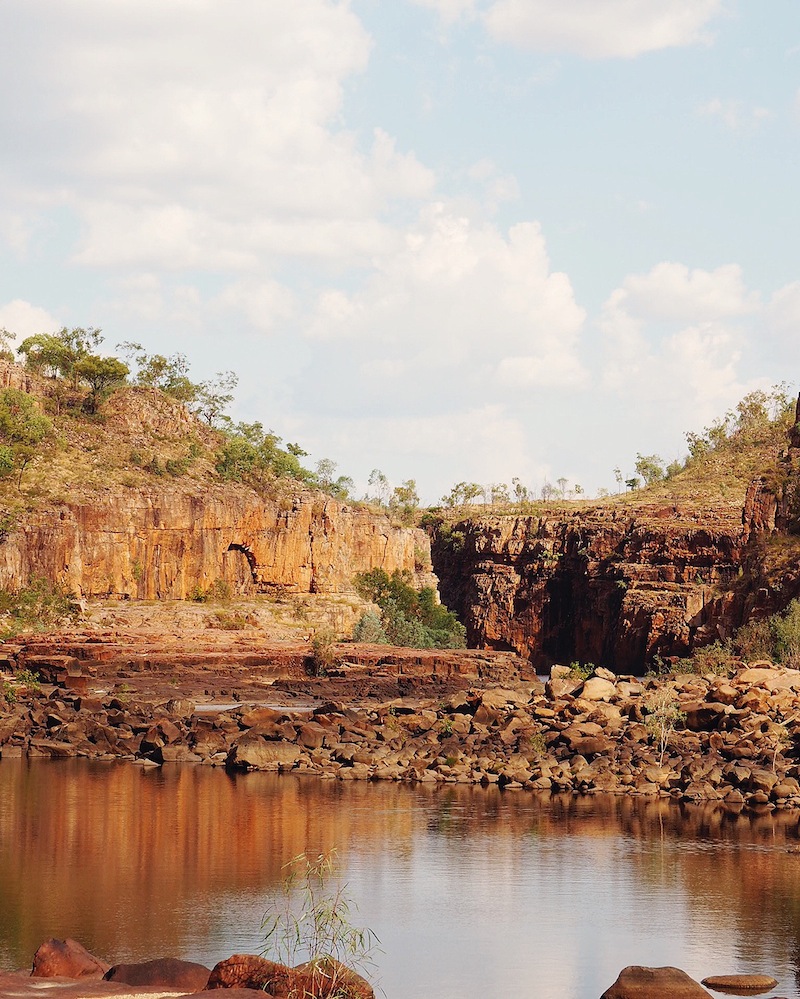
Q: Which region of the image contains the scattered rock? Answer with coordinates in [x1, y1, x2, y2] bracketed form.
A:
[31, 938, 109, 979]
[103, 956, 211, 989]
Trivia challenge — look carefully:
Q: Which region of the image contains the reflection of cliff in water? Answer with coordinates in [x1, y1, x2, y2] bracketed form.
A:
[2, 759, 800, 989]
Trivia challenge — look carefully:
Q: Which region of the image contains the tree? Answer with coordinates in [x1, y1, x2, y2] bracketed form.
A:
[625, 476, 639, 492]
[390, 479, 419, 524]
[73, 355, 129, 413]
[541, 482, 554, 502]
[18, 327, 103, 387]
[511, 477, 529, 504]
[556, 476, 568, 498]
[0, 389, 52, 488]
[441, 481, 481, 509]
[367, 468, 390, 507]
[118, 342, 199, 403]
[613, 467, 623, 494]
[634, 453, 665, 486]
[215, 421, 311, 486]
[490, 482, 510, 505]
[193, 371, 238, 426]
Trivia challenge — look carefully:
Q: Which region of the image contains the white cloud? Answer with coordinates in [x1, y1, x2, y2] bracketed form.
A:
[599, 262, 762, 441]
[0, 1, 434, 271]
[603, 262, 758, 327]
[482, 0, 722, 58]
[0, 300, 60, 340]
[306, 205, 586, 389]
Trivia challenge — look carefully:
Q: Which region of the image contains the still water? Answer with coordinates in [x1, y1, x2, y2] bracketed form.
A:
[2, 758, 800, 998]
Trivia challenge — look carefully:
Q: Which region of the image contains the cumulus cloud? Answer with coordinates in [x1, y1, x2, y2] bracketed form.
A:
[0, 300, 60, 340]
[482, 0, 723, 58]
[0, 1, 434, 271]
[305, 205, 586, 394]
[599, 261, 761, 438]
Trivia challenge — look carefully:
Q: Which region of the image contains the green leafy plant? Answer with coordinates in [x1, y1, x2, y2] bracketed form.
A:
[352, 568, 465, 650]
[568, 661, 594, 682]
[261, 850, 380, 998]
[0, 578, 80, 638]
[14, 667, 41, 692]
[2, 680, 16, 704]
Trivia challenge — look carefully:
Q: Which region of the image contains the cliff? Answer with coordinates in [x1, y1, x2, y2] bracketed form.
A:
[0, 485, 434, 600]
[433, 395, 800, 674]
[0, 362, 434, 600]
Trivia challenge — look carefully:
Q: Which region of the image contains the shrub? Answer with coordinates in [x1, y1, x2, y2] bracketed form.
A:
[309, 628, 339, 676]
[352, 568, 466, 650]
[352, 612, 389, 644]
[771, 599, 800, 668]
[261, 850, 380, 997]
[644, 689, 686, 766]
[0, 578, 80, 638]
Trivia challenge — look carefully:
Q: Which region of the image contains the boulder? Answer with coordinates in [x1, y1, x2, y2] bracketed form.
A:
[207, 954, 294, 992]
[226, 734, 302, 771]
[701, 973, 778, 992]
[581, 677, 617, 702]
[104, 956, 211, 989]
[31, 937, 109, 979]
[293, 957, 374, 999]
[600, 966, 711, 998]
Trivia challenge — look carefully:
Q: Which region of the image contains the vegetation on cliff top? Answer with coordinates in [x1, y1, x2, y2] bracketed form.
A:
[0, 326, 354, 507]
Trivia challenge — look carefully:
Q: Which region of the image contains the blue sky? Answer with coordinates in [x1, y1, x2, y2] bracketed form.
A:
[1, 1, 798, 503]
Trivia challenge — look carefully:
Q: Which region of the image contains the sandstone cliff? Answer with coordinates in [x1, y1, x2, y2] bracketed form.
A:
[0, 359, 434, 600]
[0, 485, 434, 600]
[433, 395, 800, 673]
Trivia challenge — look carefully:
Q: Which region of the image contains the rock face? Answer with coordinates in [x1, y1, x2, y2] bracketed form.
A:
[0, 484, 434, 600]
[434, 396, 800, 672]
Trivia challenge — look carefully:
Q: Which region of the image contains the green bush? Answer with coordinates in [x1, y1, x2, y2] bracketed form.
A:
[352, 568, 466, 650]
[0, 578, 80, 638]
[309, 628, 339, 676]
[352, 611, 389, 644]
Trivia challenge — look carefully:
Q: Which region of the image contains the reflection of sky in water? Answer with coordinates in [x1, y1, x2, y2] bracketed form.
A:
[0, 761, 798, 999]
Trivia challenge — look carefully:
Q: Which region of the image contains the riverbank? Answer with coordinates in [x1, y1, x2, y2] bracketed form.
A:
[2, 616, 800, 809]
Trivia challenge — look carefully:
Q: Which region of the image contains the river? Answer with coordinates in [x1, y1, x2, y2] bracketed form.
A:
[1, 758, 799, 998]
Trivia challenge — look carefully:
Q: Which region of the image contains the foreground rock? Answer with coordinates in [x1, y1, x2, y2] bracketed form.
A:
[104, 959, 211, 991]
[601, 966, 712, 998]
[32, 938, 110, 979]
[701, 973, 778, 992]
[11, 940, 374, 999]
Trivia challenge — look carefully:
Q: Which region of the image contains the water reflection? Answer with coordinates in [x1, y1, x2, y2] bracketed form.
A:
[1, 759, 799, 998]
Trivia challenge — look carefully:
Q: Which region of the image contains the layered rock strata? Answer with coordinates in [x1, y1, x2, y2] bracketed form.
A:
[434, 396, 800, 672]
[0, 485, 435, 600]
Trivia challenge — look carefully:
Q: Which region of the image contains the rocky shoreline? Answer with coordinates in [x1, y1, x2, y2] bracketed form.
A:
[3, 637, 800, 811]
[1, 941, 786, 999]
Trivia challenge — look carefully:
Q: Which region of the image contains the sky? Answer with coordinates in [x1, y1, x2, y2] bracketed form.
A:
[1, 0, 798, 504]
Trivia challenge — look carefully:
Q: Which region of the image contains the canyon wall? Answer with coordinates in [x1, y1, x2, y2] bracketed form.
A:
[433, 396, 800, 674]
[0, 485, 435, 600]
